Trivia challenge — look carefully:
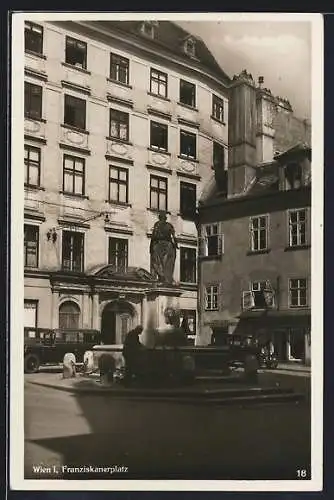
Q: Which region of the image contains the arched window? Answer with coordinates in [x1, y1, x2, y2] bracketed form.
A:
[59, 301, 80, 330]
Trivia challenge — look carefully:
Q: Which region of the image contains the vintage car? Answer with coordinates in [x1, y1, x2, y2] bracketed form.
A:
[24, 328, 100, 373]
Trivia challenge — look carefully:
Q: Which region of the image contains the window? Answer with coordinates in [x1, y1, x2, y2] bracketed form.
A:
[24, 225, 39, 268]
[65, 36, 87, 69]
[142, 22, 155, 38]
[184, 38, 196, 57]
[213, 142, 225, 169]
[202, 223, 223, 257]
[180, 247, 196, 283]
[150, 121, 168, 151]
[250, 280, 275, 309]
[109, 166, 128, 204]
[62, 231, 84, 272]
[24, 145, 41, 186]
[180, 182, 196, 219]
[109, 109, 129, 141]
[250, 215, 269, 251]
[150, 69, 167, 98]
[212, 95, 224, 123]
[25, 21, 43, 54]
[205, 285, 219, 311]
[25, 82, 42, 120]
[108, 238, 128, 272]
[180, 130, 196, 159]
[24, 300, 38, 339]
[64, 94, 86, 130]
[284, 162, 303, 190]
[63, 155, 85, 195]
[59, 301, 80, 329]
[289, 209, 307, 247]
[180, 80, 196, 108]
[289, 278, 308, 308]
[110, 53, 129, 84]
[150, 175, 167, 211]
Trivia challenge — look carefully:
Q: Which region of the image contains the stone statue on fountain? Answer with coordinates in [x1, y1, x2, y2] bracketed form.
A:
[150, 212, 178, 285]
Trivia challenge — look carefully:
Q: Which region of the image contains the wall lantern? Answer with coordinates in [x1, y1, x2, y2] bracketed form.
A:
[47, 228, 57, 243]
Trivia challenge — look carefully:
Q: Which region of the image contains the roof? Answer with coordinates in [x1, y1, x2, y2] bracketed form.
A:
[96, 20, 231, 84]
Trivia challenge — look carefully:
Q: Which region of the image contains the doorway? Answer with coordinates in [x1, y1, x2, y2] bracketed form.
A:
[101, 300, 135, 345]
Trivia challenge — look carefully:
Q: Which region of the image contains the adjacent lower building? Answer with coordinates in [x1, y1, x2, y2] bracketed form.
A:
[198, 71, 311, 365]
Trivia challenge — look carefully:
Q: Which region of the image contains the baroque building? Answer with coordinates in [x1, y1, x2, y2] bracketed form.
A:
[198, 70, 311, 364]
[23, 19, 230, 344]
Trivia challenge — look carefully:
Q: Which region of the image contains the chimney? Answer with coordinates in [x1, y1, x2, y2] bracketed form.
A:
[228, 70, 257, 196]
[256, 78, 277, 164]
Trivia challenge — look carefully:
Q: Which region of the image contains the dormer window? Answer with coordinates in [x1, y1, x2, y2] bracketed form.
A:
[140, 21, 157, 39]
[284, 162, 302, 190]
[184, 37, 196, 57]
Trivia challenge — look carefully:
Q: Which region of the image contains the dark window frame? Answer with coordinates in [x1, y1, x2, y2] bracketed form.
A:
[64, 94, 86, 130]
[25, 82, 42, 120]
[109, 109, 129, 141]
[180, 181, 196, 219]
[108, 237, 129, 272]
[150, 121, 168, 151]
[213, 141, 225, 169]
[212, 95, 224, 123]
[150, 174, 168, 212]
[109, 165, 129, 204]
[110, 53, 129, 84]
[24, 144, 41, 187]
[63, 154, 85, 195]
[62, 230, 85, 273]
[180, 246, 197, 283]
[24, 224, 39, 268]
[25, 21, 43, 55]
[150, 68, 168, 98]
[179, 80, 196, 108]
[180, 130, 197, 159]
[250, 215, 269, 252]
[65, 36, 87, 70]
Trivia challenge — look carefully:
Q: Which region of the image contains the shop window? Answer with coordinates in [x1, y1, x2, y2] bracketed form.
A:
[180, 310, 196, 344]
[24, 300, 38, 339]
[65, 36, 87, 70]
[59, 301, 80, 330]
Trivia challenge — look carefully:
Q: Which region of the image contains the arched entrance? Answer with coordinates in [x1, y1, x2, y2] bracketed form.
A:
[101, 300, 135, 345]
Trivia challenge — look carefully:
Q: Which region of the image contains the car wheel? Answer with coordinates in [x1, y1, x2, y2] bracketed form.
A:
[24, 354, 40, 374]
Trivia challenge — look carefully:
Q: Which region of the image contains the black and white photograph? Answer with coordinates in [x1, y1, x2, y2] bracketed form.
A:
[10, 12, 323, 491]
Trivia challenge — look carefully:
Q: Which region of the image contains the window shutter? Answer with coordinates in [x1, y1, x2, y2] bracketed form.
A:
[204, 286, 208, 309]
[198, 236, 206, 257]
[218, 233, 224, 255]
[242, 291, 255, 310]
[218, 282, 223, 309]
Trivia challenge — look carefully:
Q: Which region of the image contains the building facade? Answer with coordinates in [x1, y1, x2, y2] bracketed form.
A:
[23, 20, 230, 344]
[198, 70, 312, 364]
